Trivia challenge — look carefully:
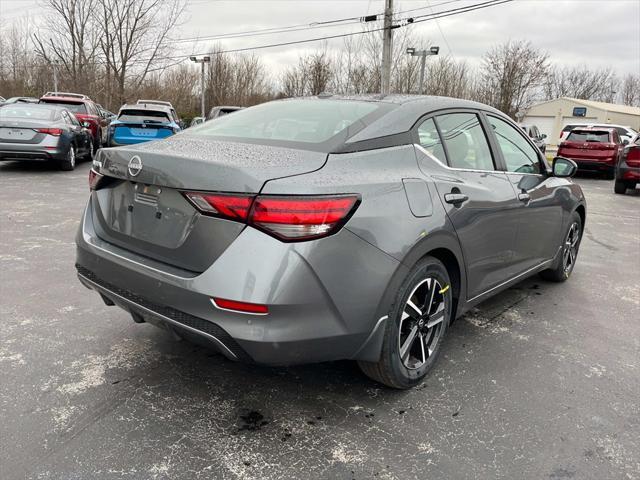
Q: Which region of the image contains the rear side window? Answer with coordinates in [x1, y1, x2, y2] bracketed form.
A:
[567, 130, 610, 143]
[189, 99, 381, 144]
[417, 118, 447, 163]
[488, 115, 541, 174]
[118, 109, 170, 123]
[435, 113, 494, 171]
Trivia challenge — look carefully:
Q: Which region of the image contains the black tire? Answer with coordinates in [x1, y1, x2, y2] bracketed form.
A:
[59, 145, 76, 171]
[539, 210, 582, 282]
[614, 180, 627, 195]
[84, 139, 95, 161]
[358, 256, 453, 389]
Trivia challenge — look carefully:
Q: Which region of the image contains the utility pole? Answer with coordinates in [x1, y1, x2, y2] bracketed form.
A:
[190, 55, 211, 118]
[52, 61, 59, 92]
[406, 46, 440, 94]
[380, 0, 393, 95]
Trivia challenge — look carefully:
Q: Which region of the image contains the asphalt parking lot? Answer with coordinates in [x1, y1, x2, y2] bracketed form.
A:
[1, 160, 638, 480]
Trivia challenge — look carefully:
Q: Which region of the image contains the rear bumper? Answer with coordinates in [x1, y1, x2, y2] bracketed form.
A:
[570, 159, 615, 172]
[75, 198, 399, 365]
[0, 148, 64, 161]
[616, 163, 640, 183]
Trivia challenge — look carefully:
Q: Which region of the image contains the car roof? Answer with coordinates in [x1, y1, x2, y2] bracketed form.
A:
[119, 103, 174, 114]
[569, 127, 615, 132]
[310, 94, 505, 144]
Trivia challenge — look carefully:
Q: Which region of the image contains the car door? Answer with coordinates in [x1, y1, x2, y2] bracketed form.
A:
[64, 110, 90, 153]
[485, 114, 564, 273]
[415, 111, 521, 300]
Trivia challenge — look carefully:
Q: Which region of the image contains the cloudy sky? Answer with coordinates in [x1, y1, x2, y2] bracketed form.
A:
[1, 0, 639, 76]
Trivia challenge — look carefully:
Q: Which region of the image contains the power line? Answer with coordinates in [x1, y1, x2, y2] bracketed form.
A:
[181, 0, 513, 58]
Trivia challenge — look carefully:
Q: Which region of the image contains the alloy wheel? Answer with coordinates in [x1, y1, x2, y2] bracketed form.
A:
[69, 147, 76, 168]
[398, 277, 447, 370]
[562, 222, 580, 275]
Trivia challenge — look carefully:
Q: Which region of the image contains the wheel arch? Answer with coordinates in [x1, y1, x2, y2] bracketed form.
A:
[575, 203, 586, 229]
[352, 229, 467, 362]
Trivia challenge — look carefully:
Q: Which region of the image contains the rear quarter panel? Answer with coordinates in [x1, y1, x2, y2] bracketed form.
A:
[261, 145, 465, 326]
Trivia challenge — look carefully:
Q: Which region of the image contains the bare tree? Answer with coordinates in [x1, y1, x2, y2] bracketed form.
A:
[619, 74, 640, 107]
[33, 0, 101, 92]
[544, 65, 620, 102]
[95, 0, 186, 106]
[478, 40, 549, 118]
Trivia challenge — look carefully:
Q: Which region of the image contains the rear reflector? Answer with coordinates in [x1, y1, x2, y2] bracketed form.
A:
[36, 128, 63, 136]
[182, 191, 360, 241]
[183, 192, 253, 221]
[212, 297, 269, 315]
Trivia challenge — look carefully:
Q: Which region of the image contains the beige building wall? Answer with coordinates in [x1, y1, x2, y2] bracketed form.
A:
[522, 98, 640, 151]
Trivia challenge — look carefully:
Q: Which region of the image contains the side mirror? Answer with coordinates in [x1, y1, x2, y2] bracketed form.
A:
[541, 133, 547, 139]
[553, 157, 577, 178]
[622, 139, 629, 146]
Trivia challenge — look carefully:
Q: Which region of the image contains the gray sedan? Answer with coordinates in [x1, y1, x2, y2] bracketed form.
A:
[0, 103, 92, 170]
[76, 95, 585, 389]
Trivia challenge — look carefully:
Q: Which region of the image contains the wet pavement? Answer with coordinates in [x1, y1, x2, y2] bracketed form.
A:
[1, 160, 638, 479]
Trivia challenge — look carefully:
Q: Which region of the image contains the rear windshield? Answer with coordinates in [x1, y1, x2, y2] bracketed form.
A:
[567, 130, 610, 143]
[0, 106, 56, 120]
[118, 109, 170, 123]
[40, 100, 86, 114]
[188, 99, 385, 148]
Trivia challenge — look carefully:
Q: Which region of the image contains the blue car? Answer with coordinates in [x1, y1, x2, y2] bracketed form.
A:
[108, 102, 181, 147]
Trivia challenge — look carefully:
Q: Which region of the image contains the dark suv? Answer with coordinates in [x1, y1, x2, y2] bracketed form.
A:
[39, 92, 106, 153]
[519, 124, 547, 153]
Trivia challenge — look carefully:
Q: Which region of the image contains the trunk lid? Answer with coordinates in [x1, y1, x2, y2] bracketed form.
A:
[91, 136, 327, 272]
[0, 121, 49, 144]
[558, 141, 617, 163]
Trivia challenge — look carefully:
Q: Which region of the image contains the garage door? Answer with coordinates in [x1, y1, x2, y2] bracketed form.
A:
[522, 116, 556, 142]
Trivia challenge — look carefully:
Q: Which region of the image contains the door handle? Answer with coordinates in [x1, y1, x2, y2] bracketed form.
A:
[444, 193, 469, 205]
[518, 192, 531, 202]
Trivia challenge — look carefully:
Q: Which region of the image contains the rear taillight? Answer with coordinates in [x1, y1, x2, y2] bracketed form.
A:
[36, 128, 63, 136]
[89, 168, 104, 191]
[251, 195, 359, 240]
[626, 146, 640, 167]
[183, 192, 253, 221]
[182, 192, 360, 241]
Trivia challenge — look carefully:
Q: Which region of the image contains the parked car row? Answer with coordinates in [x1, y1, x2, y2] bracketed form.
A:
[1, 89, 246, 170]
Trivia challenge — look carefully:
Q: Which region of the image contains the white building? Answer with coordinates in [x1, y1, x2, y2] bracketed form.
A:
[521, 97, 640, 149]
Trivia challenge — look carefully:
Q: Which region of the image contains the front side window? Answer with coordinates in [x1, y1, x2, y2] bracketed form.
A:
[435, 113, 495, 171]
[488, 115, 541, 174]
[417, 118, 446, 163]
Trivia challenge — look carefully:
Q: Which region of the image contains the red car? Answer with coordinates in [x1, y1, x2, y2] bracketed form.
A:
[557, 127, 624, 179]
[615, 134, 640, 194]
[39, 92, 106, 153]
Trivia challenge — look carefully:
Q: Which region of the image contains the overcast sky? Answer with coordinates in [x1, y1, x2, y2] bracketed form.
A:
[1, 0, 639, 76]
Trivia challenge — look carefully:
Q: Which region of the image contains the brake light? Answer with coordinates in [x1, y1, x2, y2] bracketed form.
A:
[36, 128, 63, 136]
[89, 168, 104, 191]
[183, 192, 253, 221]
[182, 192, 360, 241]
[627, 146, 640, 167]
[251, 195, 359, 240]
[212, 297, 268, 315]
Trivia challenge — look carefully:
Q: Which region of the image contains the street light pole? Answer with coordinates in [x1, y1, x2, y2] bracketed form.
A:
[190, 56, 211, 118]
[52, 61, 59, 92]
[406, 46, 440, 94]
